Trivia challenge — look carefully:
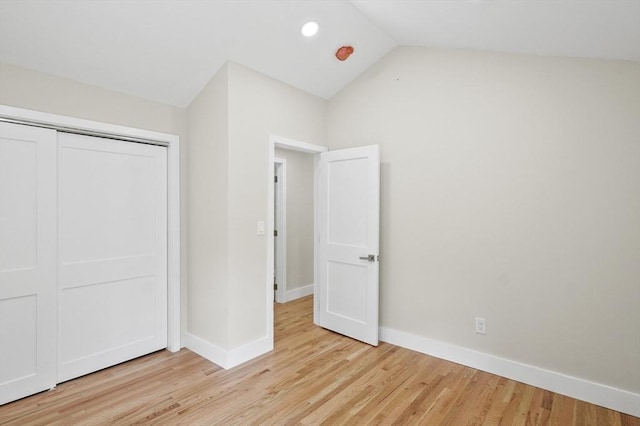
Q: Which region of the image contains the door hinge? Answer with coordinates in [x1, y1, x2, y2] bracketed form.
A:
[274, 229, 278, 237]
[274, 175, 278, 183]
[274, 283, 278, 290]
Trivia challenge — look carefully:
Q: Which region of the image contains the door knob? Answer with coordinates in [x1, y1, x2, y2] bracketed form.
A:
[359, 254, 376, 262]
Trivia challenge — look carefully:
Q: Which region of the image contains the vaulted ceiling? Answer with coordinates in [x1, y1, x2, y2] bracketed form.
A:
[1, 0, 638, 108]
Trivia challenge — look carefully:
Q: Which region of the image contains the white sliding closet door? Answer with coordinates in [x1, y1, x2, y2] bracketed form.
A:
[0, 123, 57, 404]
[57, 133, 167, 382]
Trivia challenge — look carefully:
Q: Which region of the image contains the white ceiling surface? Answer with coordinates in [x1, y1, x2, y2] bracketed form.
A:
[0, 0, 395, 107]
[0, 1, 638, 108]
[353, 1, 640, 62]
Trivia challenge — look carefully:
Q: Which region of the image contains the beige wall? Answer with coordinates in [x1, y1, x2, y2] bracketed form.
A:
[186, 62, 325, 351]
[0, 63, 185, 135]
[327, 47, 640, 393]
[0, 62, 190, 337]
[226, 62, 325, 347]
[186, 64, 229, 347]
[274, 148, 315, 291]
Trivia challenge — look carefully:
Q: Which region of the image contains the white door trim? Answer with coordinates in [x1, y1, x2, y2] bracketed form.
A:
[274, 158, 287, 304]
[267, 135, 327, 346]
[0, 105, 181, 352]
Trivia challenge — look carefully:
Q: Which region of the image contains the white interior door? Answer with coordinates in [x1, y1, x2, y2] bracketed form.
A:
[317, 145, 379, 346]
[57, 133, 167, 382]
[0, 122, 57, 404]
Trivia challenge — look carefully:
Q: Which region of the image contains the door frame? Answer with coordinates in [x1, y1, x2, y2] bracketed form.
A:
[273, 157, 287, 303]
[0, 105, 182, 352]
[267, 135, 327, 341]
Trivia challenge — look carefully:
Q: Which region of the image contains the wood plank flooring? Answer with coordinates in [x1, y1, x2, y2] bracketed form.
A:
[1, 296, 638, 425]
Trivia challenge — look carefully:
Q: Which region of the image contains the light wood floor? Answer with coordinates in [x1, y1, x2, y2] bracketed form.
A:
[1, 296, 637, 425]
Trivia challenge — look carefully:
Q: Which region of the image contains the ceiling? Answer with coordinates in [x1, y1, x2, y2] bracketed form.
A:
[0, 0, 638, 108]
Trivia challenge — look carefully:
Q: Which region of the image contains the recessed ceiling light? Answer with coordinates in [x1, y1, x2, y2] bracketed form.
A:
[300, 21, 319, 37]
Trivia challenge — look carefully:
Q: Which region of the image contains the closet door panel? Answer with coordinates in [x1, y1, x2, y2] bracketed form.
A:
[57, 133, 167, 382]
[0, 122, 57, 404]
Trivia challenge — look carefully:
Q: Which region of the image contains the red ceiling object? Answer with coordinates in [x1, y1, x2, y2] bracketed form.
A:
[335, 45, 354, 61]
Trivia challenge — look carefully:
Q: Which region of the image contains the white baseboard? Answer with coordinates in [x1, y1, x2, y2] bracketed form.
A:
[227, 335, 273, 368]
[185, 333, 273, 370]
[379, 327, 640, 417]
[185, 332, 229, 368]
[285, 283, 313, 302]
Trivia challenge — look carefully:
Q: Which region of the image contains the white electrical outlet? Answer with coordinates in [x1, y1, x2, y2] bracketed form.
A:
[475, 317, 486, 334]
